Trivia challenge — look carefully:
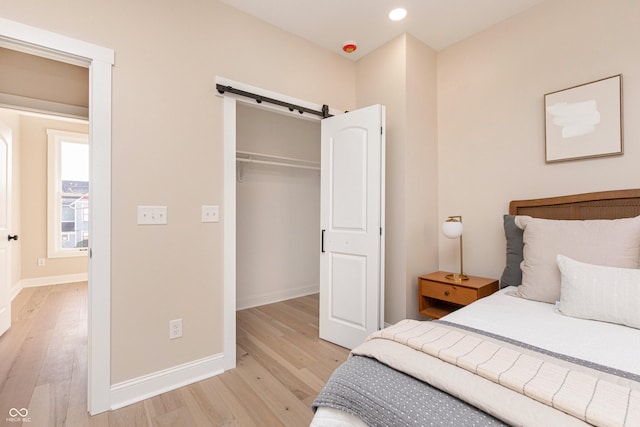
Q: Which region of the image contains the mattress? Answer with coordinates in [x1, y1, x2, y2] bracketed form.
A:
[444, 287, 640, 376]
[312, 407, 368, 427]
[312, 287, 640, 426]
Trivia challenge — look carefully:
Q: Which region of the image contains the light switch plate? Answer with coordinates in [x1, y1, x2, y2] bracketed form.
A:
[202, 205, 219, 223]
[137, 206, 168, 225]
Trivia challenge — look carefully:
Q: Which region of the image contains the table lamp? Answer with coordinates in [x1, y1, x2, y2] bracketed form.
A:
[442, 216, 469, 281]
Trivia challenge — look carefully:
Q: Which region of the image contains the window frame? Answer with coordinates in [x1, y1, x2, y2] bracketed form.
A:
[47, 128, 89, 258]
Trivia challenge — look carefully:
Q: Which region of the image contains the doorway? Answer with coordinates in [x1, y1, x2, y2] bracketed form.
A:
[235, 103, 321, 311]
[220, 80, 330, 370]
[1, 18, 114, 414]
[221, 77, 385, 365]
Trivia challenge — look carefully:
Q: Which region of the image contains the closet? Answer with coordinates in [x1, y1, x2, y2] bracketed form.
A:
[236, 103, 321, 310]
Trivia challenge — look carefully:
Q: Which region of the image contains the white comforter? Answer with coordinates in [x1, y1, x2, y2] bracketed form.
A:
[312, 287, 640, 426]
[444, 287, 640, 376]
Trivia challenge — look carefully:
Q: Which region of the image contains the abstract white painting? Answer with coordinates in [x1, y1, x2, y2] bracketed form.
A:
[544, 75, 622, 162]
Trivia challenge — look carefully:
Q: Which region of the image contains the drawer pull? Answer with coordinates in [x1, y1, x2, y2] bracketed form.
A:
[444, 291, 450, 296]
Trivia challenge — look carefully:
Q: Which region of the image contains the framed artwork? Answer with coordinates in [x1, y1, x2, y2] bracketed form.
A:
[544, 75, 623, 163]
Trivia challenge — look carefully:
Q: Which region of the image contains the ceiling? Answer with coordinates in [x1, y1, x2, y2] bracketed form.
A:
[219, 0, 545, 60]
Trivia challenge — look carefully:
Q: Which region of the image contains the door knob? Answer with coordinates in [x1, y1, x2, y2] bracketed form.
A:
[8, 234, 18, 241]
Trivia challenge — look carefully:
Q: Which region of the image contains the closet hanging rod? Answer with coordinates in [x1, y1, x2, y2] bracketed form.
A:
[236, 151, 320, 171]
[216, 84, 333, 118]
[237, 150, 320, 166]
[236, 158, 320, 171]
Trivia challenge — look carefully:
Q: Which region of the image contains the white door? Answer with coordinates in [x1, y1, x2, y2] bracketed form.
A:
[0, 122, 12, 336]
[319, 104, 385, 349]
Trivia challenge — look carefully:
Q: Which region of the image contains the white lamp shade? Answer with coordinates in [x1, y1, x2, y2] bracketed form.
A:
[442, 221, 463, 239]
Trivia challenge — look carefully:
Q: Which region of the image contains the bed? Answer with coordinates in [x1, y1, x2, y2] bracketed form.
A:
[311, 189, 640, 427]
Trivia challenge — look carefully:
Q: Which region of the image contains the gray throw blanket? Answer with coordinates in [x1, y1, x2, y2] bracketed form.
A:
[312, 355, 506, 426]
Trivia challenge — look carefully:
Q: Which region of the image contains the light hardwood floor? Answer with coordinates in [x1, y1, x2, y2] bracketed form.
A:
[0, 283, 349, 426]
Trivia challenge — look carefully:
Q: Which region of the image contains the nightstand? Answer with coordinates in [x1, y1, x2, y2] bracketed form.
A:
[418, 271, 499, 319]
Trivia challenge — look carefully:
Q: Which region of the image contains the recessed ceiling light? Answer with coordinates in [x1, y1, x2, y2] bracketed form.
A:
[388, 8, 407, 21]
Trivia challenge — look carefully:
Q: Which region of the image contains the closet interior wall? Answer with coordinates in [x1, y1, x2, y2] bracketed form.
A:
[236, 103, 321, 310]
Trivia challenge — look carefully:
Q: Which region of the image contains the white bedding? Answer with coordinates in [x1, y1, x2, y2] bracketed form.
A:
[311, 407, 368, 427]
[312, 287, 640, 426]
[443, 286, 640, 376]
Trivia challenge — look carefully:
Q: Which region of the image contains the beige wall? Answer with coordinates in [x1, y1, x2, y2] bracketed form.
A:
[356, 34, 439, 324]
[404, 35, 439, 319]
[437, 0, 640, 280]
[20, 114, 89, 279]
[0, 47, 88, 115]
[236, 103, 320, 309]
[1, 1, 357, 384]
[357, 35, 408, 325]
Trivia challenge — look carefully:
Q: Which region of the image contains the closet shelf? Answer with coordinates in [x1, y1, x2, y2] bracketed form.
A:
[236, 150, 320, 171]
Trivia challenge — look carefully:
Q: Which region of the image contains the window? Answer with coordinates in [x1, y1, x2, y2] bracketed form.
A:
[47, 129, 89, 258]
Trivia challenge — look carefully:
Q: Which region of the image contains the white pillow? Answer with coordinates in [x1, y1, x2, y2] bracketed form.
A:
[510, 215, 640, 304]
[557, 254, 640, 329]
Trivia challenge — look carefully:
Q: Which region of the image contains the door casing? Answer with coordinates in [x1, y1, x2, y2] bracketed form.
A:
[0, 17, 114, 415]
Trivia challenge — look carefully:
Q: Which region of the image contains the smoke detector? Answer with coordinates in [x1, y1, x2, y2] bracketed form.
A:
[342, 40, 357, 53]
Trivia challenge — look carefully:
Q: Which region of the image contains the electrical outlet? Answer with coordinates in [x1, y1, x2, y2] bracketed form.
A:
[37, 258, 46, 267]
[169, 318, 182, 339]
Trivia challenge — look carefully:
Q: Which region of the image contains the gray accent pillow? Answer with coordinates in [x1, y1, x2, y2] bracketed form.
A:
[500, 214, 524, 288]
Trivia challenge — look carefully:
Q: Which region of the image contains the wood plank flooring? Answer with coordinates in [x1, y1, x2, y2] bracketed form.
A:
[0, 283, 349, 426]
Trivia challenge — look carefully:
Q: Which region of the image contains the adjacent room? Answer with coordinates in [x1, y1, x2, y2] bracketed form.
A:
[0, 48, 92, 422]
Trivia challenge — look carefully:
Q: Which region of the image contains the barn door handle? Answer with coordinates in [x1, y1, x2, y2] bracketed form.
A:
[8, 234, 18, 241]
[321, 229, 325, 253]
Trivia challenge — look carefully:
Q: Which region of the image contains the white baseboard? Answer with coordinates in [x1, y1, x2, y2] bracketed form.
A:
[110, 353, 225, 410]
[236, 284, 319, 311]
[10, 273, 89, 301]
[20, 272, 88, 288]
[10, 282, 22, 302]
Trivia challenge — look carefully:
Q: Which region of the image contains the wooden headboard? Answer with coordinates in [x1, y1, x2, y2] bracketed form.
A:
[509, 189, 640, 220]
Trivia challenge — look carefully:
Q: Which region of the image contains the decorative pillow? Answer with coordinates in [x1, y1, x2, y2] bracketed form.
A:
[510, 215, 640, 304]
[499, 215, 525, 288]
[557, 255, 640, 329]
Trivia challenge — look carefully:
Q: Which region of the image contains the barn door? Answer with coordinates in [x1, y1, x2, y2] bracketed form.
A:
[319, 104, 385, 349]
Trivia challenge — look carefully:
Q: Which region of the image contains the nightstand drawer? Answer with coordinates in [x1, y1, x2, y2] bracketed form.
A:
[419, 272, 498, 319]
[422, 280, 477, 306]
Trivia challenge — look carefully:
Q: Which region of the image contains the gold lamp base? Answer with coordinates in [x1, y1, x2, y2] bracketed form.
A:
[445, 273, 470, 282]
